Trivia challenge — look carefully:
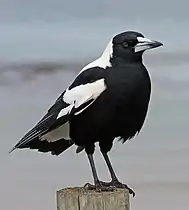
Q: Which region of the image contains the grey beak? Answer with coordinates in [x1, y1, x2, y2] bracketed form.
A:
[135, 37, 163, 53]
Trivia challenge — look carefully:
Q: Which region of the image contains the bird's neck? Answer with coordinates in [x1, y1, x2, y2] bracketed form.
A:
[110, 53, 143, 66]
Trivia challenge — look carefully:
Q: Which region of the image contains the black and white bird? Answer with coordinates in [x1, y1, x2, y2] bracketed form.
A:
[10, 31, 163, 196]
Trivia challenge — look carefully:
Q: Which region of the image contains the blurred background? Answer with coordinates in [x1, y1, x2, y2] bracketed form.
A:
[0, 1, 189, 210]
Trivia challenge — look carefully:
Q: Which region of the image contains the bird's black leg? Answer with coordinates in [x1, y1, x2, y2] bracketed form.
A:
[87, 154, 99, 185]
[84, 154, 114, 192]
[101, 152, 135, 197]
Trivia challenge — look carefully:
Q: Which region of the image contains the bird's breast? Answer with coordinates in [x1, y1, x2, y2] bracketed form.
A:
[106, 64, 150, 98]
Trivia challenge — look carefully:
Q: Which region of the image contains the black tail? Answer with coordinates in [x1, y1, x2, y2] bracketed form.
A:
[10, 137, 74, 156]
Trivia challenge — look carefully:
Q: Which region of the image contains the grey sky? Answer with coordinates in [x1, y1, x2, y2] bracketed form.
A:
[0, 0, 189, 62]
[0, 0, 189, 22]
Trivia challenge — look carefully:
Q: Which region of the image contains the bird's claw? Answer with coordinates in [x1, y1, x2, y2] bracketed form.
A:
[99, 180, 135, 197]
[84, 182, 114, 192]
[84, 181, 135, 196]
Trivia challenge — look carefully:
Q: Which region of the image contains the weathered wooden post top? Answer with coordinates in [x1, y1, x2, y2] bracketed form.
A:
[57, 187, 130, 210]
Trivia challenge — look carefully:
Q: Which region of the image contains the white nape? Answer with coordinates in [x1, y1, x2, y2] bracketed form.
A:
[81, 38, 113, 72]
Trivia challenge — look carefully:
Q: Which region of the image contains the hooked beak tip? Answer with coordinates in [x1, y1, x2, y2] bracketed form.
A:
[151, 40, 163, 48]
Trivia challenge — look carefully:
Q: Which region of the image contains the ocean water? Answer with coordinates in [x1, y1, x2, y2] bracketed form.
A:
[0, 5, 189, 210]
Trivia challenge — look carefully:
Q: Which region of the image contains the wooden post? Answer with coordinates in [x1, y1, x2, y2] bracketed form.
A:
[56, 187, 130, 210]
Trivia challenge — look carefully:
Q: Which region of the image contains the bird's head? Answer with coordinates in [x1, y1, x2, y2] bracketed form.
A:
[104, 31, 163, 63]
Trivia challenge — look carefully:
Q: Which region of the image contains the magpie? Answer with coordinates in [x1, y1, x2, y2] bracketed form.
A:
[10, 31, 163, 196]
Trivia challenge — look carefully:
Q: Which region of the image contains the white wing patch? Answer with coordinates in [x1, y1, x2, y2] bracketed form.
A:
[57, 78, 107, 119]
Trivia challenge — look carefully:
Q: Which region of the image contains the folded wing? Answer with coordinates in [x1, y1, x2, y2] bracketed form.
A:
[9, 67, 107, 155]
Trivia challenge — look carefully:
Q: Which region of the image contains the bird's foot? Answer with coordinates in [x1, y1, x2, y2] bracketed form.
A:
[84, 181, 114, 192]
[99, 180, 135, 197]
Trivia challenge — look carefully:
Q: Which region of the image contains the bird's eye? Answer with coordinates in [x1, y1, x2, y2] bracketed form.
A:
[122, 41, 128, 48]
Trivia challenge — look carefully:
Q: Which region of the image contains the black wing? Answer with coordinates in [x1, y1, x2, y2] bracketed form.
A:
[9, 66, 106, 155]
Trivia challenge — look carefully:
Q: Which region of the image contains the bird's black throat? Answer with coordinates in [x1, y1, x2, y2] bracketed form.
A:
[111, 48, 143, 64]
